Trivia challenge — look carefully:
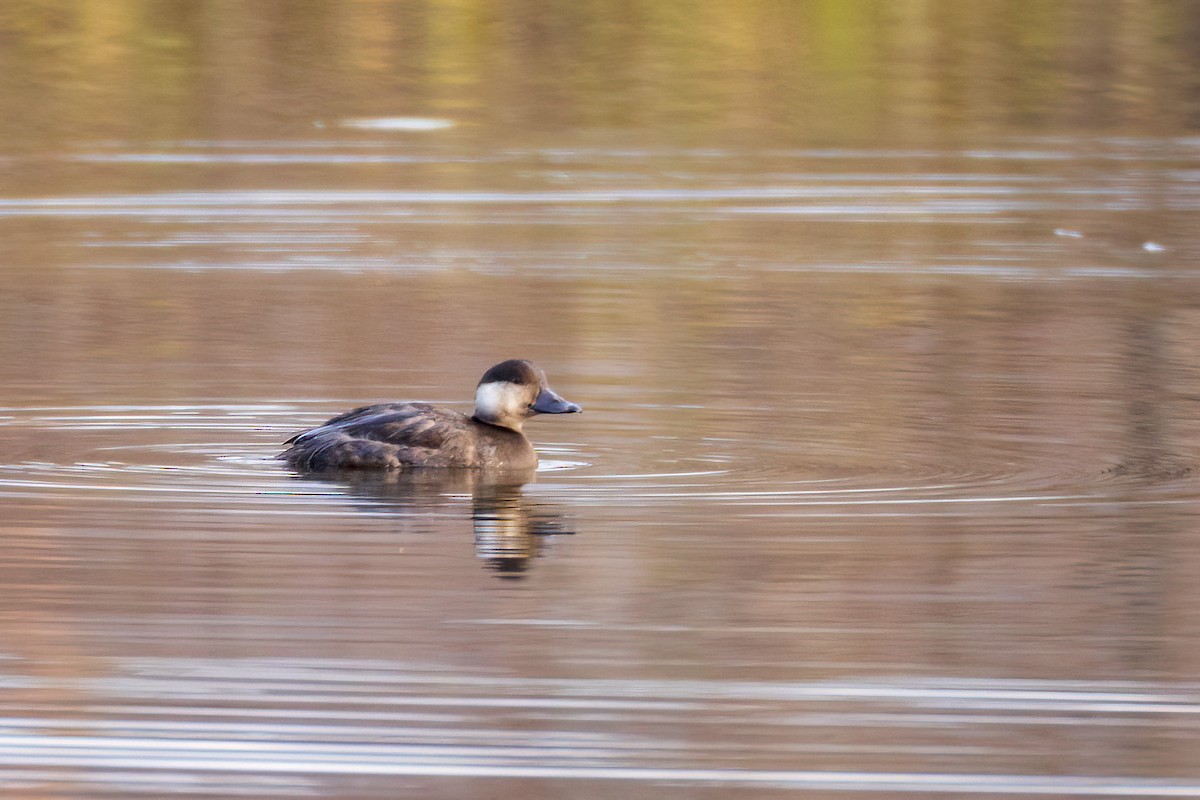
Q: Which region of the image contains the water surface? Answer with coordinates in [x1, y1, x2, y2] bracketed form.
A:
[3, 3, 1200, 798]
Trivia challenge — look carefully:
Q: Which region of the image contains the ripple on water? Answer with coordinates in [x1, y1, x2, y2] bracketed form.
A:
[0, 405, 303, 505]
[0, 404, 1192, 516]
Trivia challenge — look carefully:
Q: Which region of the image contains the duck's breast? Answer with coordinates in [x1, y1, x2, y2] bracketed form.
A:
[466, 419, 538, 470]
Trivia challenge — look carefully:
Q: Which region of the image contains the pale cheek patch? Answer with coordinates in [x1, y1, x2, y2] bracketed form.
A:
[475, 381, 519, 420]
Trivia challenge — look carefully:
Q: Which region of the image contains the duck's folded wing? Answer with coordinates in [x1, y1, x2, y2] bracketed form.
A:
[280, 404, 475, 469]
[285, 403, 435, 444]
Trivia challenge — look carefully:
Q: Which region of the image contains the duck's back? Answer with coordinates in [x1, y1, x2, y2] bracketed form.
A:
[280, 402, 534, 470]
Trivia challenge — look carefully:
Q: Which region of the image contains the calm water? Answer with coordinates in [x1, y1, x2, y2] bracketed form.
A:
[3, 3, 1200, 798]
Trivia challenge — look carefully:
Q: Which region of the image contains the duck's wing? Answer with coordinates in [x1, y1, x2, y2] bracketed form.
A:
[340, 404, 466, 447]
[280, 404, 476, 469]
[283, 402, 439, 448]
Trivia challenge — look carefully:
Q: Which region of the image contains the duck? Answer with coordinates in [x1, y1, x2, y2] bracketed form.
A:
[279, 359, 581, 471]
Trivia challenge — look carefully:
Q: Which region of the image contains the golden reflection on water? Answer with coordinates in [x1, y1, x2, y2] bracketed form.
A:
[3, 2, 1200, 798]
[2, 1, 1200, 146]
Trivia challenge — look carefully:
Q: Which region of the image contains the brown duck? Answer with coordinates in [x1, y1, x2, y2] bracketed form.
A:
[279, 359, 581, 471]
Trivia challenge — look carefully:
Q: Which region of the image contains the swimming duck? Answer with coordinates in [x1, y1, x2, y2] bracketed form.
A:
[279, 359, 581, 471]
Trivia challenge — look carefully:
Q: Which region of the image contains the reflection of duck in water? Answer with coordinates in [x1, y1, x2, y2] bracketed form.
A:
[279, 360, 581, 471]
[300, 467, 574, 578]
[471, 473, 574, 578]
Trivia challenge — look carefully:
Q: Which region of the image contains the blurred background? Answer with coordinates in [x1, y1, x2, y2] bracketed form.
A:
[3, 1, 1200, 145]
[2, 2, 1200, 798]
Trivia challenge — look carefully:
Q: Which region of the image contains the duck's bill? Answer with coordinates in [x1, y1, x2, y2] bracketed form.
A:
[531, 388, 582, 414]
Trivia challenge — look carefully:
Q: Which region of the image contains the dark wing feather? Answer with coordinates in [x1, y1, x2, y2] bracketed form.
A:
[284, 403, 417, 445]
[280, 403, 477, 470]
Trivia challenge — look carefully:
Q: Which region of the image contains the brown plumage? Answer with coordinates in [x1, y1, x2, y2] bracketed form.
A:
[279, 360, 580, 471]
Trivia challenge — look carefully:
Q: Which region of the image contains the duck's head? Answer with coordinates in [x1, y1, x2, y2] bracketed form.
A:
[472, 359, 581, 431]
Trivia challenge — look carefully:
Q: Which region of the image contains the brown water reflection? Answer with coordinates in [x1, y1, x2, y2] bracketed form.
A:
[4, 2, 1200, 799]
[290, 467, 576, 577]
